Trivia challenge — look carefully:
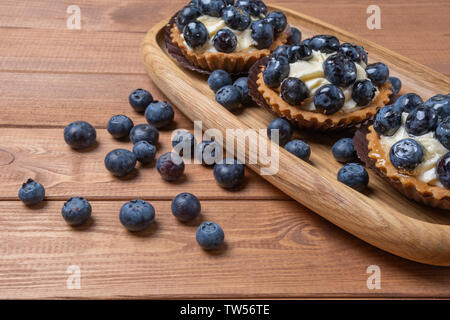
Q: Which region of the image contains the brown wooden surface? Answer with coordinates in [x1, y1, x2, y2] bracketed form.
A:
[0, 0, 449, 298]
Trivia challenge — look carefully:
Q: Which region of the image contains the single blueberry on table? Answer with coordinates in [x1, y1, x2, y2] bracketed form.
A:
[436, 117, 450, 149]
[263, 56, 290, 88]
[285, 139, 311, 161]
[156, 152, 185, 182]
[196, 222, 225, 250]
[337, 163, 369, 192]
[393, 93, 423, 114]
[265, 11, 287, 35]
[213, 159, 245, 189]
[132, 141, 156, 165]
[176, 5, 201, 31]
[183, 21, 209, 48]
[388, 77, 402, 96]
[195, 140, 222, 166]
[119, 200, 155, 232]
[267, 117, 293, 145]
[308, 35, 340, 53]
[423, 94, 450, 120]
[216, 85, 242, 111]
[213, 28, 238, 53]
[198, 0, 226, 17]
[314, 84, 345, 115]
[405, 106, 438, 136]
[221, 5, 251, 31]
[389, 138, 424, 171]
[373, 105, 402, 136]
[323, 53, 357, 87]
[61, 197, 91, 226]
[352, 79, 376, 106]
[365, 62, 389, 87]
[281, 77, 309, 106]
[172, 130, 196, 156]
[208, 70, 232, 93]
[104, 149, 137, 177]
[236, 0, 261, 17]
[338, 43, 361, 63]
[171, 193, 201, 222]
[287, 44, 312, 63]
[64, 121, 97, 149]
[107, 115, 134, 139]
[288, 27, 302, 45]
[332, 138, 357, 163]
[145, 101, 174, 129]
[233, 77, 251, 104]
[437, 152, 450, 188]
[18, 178, 45, 206]
[250, 19, 274, 49]
[129, 124, 159, 145]
[129, 88, 153, 113]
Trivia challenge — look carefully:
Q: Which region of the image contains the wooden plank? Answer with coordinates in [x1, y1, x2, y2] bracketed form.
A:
[1, 200, 449, 299]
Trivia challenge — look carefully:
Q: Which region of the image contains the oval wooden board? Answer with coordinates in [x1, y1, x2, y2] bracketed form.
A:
[142, 5, 450, 266]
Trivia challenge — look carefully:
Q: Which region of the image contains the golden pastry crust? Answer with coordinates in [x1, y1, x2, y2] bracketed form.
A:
[170, 25, 288, 73]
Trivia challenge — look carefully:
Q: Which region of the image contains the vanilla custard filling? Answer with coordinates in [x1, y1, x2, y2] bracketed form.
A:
[285, 50, 377, 114]
[380, 113, 448, 187]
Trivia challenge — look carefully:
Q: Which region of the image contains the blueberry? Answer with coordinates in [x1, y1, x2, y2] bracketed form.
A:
[213, 28, 238, 53]
[373, 105, 402, 136]
[281, 77, 309, 106]
[129, 124, 159, 145]
[224, 0, 235, 5]
[132, 141, 156, 165]
[171, 193, 201, 222]
[389, 139, 424, 170]
[337, 163, 369, 192]
[104, 149, 137, 177]
[208, 70, 232, 93]
[265, 11, 287, 35]
[255, 0, 267, 15]
[172, 130, 196, 156]
[64, 121, 97, 149]
[196, 222, 225, 250]
[216, 85, 242, 111]
[18, 178, 45, 206]
[301, 38, 310, 47]
[270, 45, 289, 60]
[308, 35, 340, 53]
[267, 117, 293, 145]
[176, 5, 201, 31]
[287, 44, 312, 63]
[437, 152, 450, 188]
[285, 139, 311, 161]
[222, 5, 251, 30]
[198, 0, 226, 17]
[423, 94, 450, 120]
[394, 93, 424, 114]
[183, 21, 209, 48]
[405, 106, 438, 136]
[107, 115, 134, 139]
[129, 89, 153, 113]
[235, 0, 261, 17]
[145, 101, 174, 129]
[338, 43, 361, 62]
[323, 54, 357, 87]
[213, 159, 245, 188]
[156, 152, 185, 181]
[61, 197, 91, 226]
[352, 79, 376, 106]
[250, 19, 274, 49]
[314, 84, 345, 115]
[365, 62, 389, 86]
[388, 77, 402, 96]
[119, 200, 155, 232]
[288, 27, 302, 45]
[356, 46, 368, 64]
[233, 77, 251, 104]
[189, 0, 200, 7]
[195, 140, 222, 165]
[436, 117, 450, 149]
[263, 56, 290, 88]
[332, 138, 357, 163]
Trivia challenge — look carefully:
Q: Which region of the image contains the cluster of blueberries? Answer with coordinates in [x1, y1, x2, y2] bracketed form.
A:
[373, 92, 450, 188]
[263, 35, 390, 115]
[208, 69, 251, 110]
[177, 0, 288, 52]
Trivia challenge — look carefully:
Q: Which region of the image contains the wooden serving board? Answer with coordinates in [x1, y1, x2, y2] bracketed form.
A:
[142, 5, 450, 266]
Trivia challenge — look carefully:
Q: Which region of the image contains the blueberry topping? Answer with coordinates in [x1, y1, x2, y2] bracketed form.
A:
[263, 56, 290, 88]
[270, 45, 289, 60]
[256, 0, 268, 15]
[198, 0, 226, 17]
[213, 159, 245, 189]
[107, 115, 134, 139]
[437, 152, 450, 188]
[338, 43, 361, 62]
[265, 11, 287, 35]
[301, 38, 310, 47]
[323, 53, 357, 87]
[64, 121, 97, 150]
[352, 79, 376, 106]
[288, 27, 302, 45]
[129, 124, 159, 145]
[337, 163, 369, 192]
[233, 77, 251, 104]
[183, 21, 209, 48]
[156, 152, 185, 182]
[405, 106, 438, 136]
[285, 139, 311, 161]
[61, 197, 92, 226]
[176, 6, 201, 31]
[436, 117, 450, 149]
[373, 105, 402, 136]
[314, 84, 345, 115]
[388, 77, 402, 96]
[250, 19, 274, 49]
[215, 85, 242, 111]
[332, 138, 357, 163]
[208, 69, 232, 92]
[196, 222, 225, 250]
[423, 94, 450, 120]
[119, 200, 155, 232]
[172, 130, 196, 156]
[145, 101, 174, 129]
[393, 93, 424, 113]
[224, 0, 235, 5]
[213, 28, 238, 53]
[235, 0, 261, 17]
[18, 178, 45, 206]
[308, 35, 340, 53]
[280, 77, 309, 106]
[132, 141, 156, 165]
[129, 88, 153, 113]
[287, 44, 312, 63]
[221, 5, 251, 30]
[389, 138, 424, 170]
[171, 193, 201, 222]
[104, 149, 137, 177]
[365, 62, 389, 86]
[267, 117, 293, 145]
[195, 140, 222, 166]
[356, 46, 368, 64]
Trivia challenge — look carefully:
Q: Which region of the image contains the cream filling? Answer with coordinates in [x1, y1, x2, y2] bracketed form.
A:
[380, 113, 448, 187]
[285, 50, 377, 114]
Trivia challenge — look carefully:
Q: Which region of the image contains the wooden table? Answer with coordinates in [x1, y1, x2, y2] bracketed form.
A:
[0, 0, 449, 299]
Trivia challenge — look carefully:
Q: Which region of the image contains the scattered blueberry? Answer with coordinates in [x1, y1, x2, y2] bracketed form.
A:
[222, 5, 251, 31]
[338, 43, 361, 62]
[198, 0, 226, 17]
[436, 117, 450, 149]
[373, 105, 402, 136]
[183, 21, 209, 48]
[332, 138, 357, 163]
[281, 77, 309, 106]
[61, 197, 91, 226]
[195, 140, 221, 165]
[216, 85, 242, 111]
[314, 84, 345, 115]
[132, 141, 156, 165]
[107, 115, 134, 139]
[287, 44, 312, 63]
[64, 121, 97, 149]
[288, 27, 302, 45]
[337, 163, 369, 192]
[208, 70, 232, 93]
[196, 222, 225, 250]
[308, 35, 340, 53]
[235, 0, 261, 17]
[213, 159, 245, 189]
[250, 19, 274, 49]
[267, 117, 293, 145]
[172, 130, 196, 156]
[129, 124, 159, 145]
[388, 77, 402, 96]
[145, 101, 174, 129]
[352, 79, 376, 106]
[233, 77, 251, 104]
[389, 138, 424, 171]
[129, 89, 153, 113]
[213, 28, 238, 53]
[156, 152, 185, 182]
[423, 94, 450, 120]
[176, 5, 201, 31]
[265, 11, 287, 35]
[171, 193, 201, 222]
[405, 106, 438, 136]
[323, 53, 357, 87]
[105, 149, 137, 177]
[263, 56, 290, 88]
[18, 178, 45, 206]
[365, 62, 389, 86]
[285, 139, 311, 161]
[394, 93, 424, 114]
[119, 200, 155, 232]
[437, 152, 450, 188]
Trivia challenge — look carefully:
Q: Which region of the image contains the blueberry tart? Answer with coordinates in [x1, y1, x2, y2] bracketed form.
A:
[168, 0, 289, 73]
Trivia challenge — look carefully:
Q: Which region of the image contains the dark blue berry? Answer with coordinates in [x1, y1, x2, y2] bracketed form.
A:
[263, 56, 290, 88]
[119, 200, 155, 232]
[176, 5, 201, 31]
[337, 163, 369, 192]
[233, 77, 251, 104]
[171, 193, 201, 222]
[301, 38, 310, 47]
[129, 124, 159, 145]
[195, 140, 221, 165]
[423, 94, 450, 120]
[183, 21, 209, 48]
[338, 43, 361, 62]
[285, 139, 311, 161]
[145, 101, 174, 129]
[436, 117, 450, 149]
[270, 45, 289, 60]
[256, 0, 267, 15]
[356, 46, 368, 64]
[129, 89, 153, 113]
[388, 77, 402, 96]
[437, 152, 450, 188]
[18, 178, 45, 206]
[332, 138, 357, 163]
[323, 54, 357, 87]
[352, 79, 376, 106]
[373, 105, 402, 136]
[288, 27, 302, 45]
[250, 19, 274, 49]
[394, 93, 423, 114]
[389, 139, 424, 170]
[213, 159, 245, 189]
[405, 106, 438, 136]
[236, 0, 261, 17]
[213, 28, 237, 53]
[281, 77, 309, 106]
[267, 117, 293, 145]
[265, 11, 287, 35]
[222, 5, 251, 30]
[365, 62, 389, 86]
[61, 197, 91, 226]
[308, 35, 340, 53]
[156, 152, 185, 182]
[198, 0, 226, 17]
[132, 141, 156, 165]
[172, 130, 196, 156]
[104, 149, 137, 177]
[107, 115, 134, 139]
[224, 0, 235, 5]
[216, 85, 242, 111]
[314, 84, 345, 115]
[196, 222, 225, 250]
[287, 44, 312, 63]
[208, 70, 232, 92]
[64, 121, 96, 149]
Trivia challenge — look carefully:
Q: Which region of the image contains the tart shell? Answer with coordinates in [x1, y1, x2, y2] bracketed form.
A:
[354, 126, 450, 210]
